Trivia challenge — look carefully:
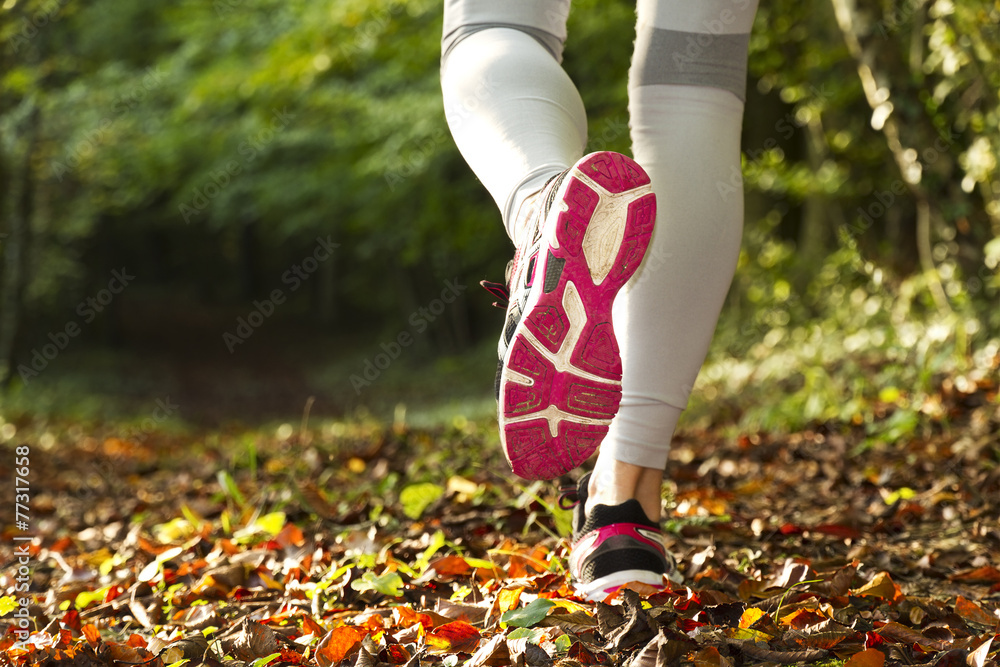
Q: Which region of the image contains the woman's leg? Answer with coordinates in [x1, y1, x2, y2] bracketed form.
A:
[440, 0, 586, 246]
[588, 0, 759, 521]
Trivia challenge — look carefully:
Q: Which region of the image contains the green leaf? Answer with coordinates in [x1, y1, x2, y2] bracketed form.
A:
[249, 653, 281, 667]
[350, 570, 404, 597]
[217, 470, 246, 507]
[501, 599, 556, 628]
[74, 587, 109, 610]
[507, 626, 550, 642]
[400, 483, 445, 519]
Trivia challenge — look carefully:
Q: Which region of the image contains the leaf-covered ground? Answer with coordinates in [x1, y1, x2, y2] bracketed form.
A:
[2, 371, 999, 667]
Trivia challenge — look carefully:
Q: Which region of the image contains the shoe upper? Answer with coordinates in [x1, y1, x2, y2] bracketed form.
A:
[562, 473, 676, 591]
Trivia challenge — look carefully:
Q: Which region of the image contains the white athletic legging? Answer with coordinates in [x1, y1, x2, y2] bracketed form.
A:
[441, 0, 759, 470]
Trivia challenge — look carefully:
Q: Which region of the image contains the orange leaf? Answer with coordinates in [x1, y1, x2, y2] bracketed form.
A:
[107, 643, 154, 664]
[955, 596, 998, 627]
[779, 609, 828, 630]
[301, 615, 327, 638]
[845, 648, 885, 667]
[497, 587, 524, 615]
[850, 572, 900, 601]
[426, 621, 481, 654]
[315, 627, 363, 667]
[427, 555, 472, 578]
[276, 522, 305, 548]
[394, 605, 435, 630]
[126, 634, 147, 648]
[951, 567, 1000, 584]
[81, 624, 101, 647]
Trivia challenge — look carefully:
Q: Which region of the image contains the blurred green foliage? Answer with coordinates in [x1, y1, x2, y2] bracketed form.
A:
[1, 0, 998, 426]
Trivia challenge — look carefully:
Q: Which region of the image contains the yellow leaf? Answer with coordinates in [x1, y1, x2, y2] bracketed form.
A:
[849, 572, 898, 600]
[739, 607, 766, 628]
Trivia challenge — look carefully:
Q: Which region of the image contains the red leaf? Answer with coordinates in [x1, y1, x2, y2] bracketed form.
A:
[315, 627, 363, 667]
[865, 632, 887, 648]
[779, 523, 805, 535]
[61, 610, 82, 631]
[384, 643, 411, 664]
[426, 621, 481, 654]
[845, 648, 885, 667]
[677, 619, 707, 633]
[813, 524, 862, 539]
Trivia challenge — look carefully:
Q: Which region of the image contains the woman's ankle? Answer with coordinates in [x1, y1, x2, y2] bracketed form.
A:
[586, 454, 663, 524]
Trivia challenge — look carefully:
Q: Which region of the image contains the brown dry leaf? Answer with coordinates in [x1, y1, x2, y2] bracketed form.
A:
[771, 559, 813, 589]
[507, 635, 553, 667]
[826, 562, 859, 596]
[876, 620, 949, 651]
[790, 628, 856, 650]
[955, 596, 998, 627]
[230, 619, 286, 661]
[565, 640, 606, 665]
[844, 648, 886, 667]
[467, 632, 509, 667]
[966, 636, 994, 667]
[691, 646, 733, 667]
[105, 642, 155, 664]
[435, 598, 488, 625]
[315, 626, 364, 667]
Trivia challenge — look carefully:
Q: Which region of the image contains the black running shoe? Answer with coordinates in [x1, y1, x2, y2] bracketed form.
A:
[561, 473, 677, 601]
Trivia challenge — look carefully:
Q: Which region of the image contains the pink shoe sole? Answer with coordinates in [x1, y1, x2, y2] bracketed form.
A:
[499, 152, 656, 480]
